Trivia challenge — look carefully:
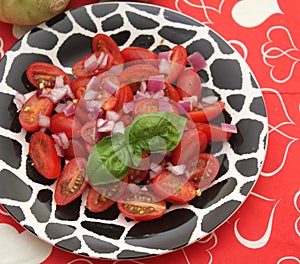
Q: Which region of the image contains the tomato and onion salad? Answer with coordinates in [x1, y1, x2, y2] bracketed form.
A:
[15, 33, 237, 221]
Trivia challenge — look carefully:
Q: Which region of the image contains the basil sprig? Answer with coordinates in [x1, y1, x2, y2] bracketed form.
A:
[86, 112, 187, 185]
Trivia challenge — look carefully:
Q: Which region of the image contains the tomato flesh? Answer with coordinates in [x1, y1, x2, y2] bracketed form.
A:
[127, 152, 150, 184]
[114, 85, 134, 112]
[152, 171, 197, 203]
[19, 92, 54, 132]
[54, 158, 89, 206]
[121, 46, 158, 66]
[187, 153, 220, 191]
[118, 191, 166, 221]
[29, 132, 61, 179]
[195, 122, 232, 141]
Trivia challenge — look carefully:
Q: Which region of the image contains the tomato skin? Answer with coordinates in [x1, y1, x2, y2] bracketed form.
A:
[114, 85, 134, 112]
[29, 131, 61, 179]
[50, 112, 82, 139]
[121, 46, 158, 66]
[187, 101, 225, 123]
[118, 191, 166, 221]
[172, 129, 208, 165]
[165, 45, 187, 83]
[64, 138, 88, 160]
[152, 171, 196, 203]
[26, 62, 71, 89]
[86, 177, 128, 213]
[19, 92, 54, 132]
[187, 153, 220, 191]
[194, 122, 232, 141]
[176, 68, 202, 100]
[72, 52, 114, 77]
[119, 63, 160, 92]
[54, 158, 89, 206]
[80, 120, 98, 145]
[70, 76, 91, 100]
[164, 83, 180, 102]
[92, 33, 124, 65]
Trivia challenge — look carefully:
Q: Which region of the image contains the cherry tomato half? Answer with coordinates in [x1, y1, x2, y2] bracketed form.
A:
[176, 68, 202, 100]
[118, 190, 166, 221]
[50, 112, 82, 139]
[165, 45, 187, 83]
[72, 51, 114, 77]
[86, 177, 128, 213]
[194, 122, 232, 141]
[64, 138, 88, 161]
[132, 98, 159, 116]
[164, 83, 180, 102]
[29, 131, 61, 179]
[54, 158, 89, 206]
[121, 46, 158, 66]
[19, 92, 54, 132]
[152, 171, 197, 203]
[26, 62, 71, 89]
[70, 76, 91, 100]
[186, 153, 220, 191]
[92, 33, 124, 65]
[172, 129, 208, 165]
[187, 100, 225, 123]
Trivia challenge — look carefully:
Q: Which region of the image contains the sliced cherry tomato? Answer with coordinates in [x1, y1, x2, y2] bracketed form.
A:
[102, 94, 117, 111]
[86, 177, 128, 213]
[164, 83, 180, 102]
[176, 68, 202, 100]
[118, 190, 166, 221]
[70, 76, 91, 100]
[165, 45, 187, 83]
[152, 171, 197, 203]
[132, 98, 159, 116]
[50, 112, 82, 139]
[119, 63, 160, 92]
[19, 92, 54, 132]
[194, 122, 232, 141]
[172, 129, 208, 165]
[80, 120, 98, 145]
[186, 153, 220, 191]
[114, 85, 134, 112]
[54, 158, 89, 206]
[92, 33, 124, 65]
[72, 51, 114, 77]
[127, 152, 150, 184]
[26, 62, 71, 89]
[187, 100, 225, 123]
[121, 46, 158, 66]
[64, 138, 88, 160]
[29, 131, 61, 179]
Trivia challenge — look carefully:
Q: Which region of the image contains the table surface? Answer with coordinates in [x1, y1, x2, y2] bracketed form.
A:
[0, 0, 299, 263]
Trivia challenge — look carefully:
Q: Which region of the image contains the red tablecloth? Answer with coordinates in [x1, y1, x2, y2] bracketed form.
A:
[0, 0, 299, 263]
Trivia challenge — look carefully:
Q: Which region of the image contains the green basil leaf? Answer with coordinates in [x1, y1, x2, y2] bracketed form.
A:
[86, 133, 131, 185]
[127, 111, 187, 153]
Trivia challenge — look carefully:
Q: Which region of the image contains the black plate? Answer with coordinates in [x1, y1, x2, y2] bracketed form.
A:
[0, 2, 268, 260]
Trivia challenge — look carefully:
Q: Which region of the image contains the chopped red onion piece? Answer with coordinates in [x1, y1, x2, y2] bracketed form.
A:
[158, 59, 170, 75]
[147, 75, 165, 92]
[150, 162, 163, 173]
[108, 65, 123, 76]
[38, 114, 50, 128]
[123, 101, 134, 114]
[64, 101, 76, 116]
[97, 52, 108, 69]
[84, 53, 98, 72]
[52, 132, 69, 150]
[106, 110, 120, 121]
[188, 51, 207, 71]
[50, 86, 68, 103]
[36, 88, 50, 98]
[13, 92, 26, 112]
[66, 84, 75, 100]
[166, 162, 186, 176]
[158, 50, 172, 61]
[86, 76, 100, 91]
[139, 80, 147, 93]
[178, 100, 192, 112]
[54, 75, 64, 88]
[84, 89, 98, 101]
[112, 121, 125, 134]
[134, 91, 147, 101]
[221, 123, 237, 133]
[102, 79, 119, 95]
[97, 118, 114, 132]
[54, 143, 64, 157]
[54, 103, 66, 113]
